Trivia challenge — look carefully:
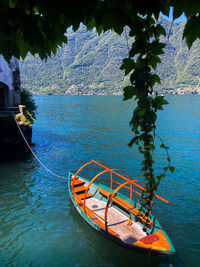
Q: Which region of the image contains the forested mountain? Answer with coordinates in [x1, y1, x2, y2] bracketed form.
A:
[20, 17, 200, 95]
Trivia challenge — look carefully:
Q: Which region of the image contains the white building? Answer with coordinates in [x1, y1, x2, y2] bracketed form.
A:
[0, 55, 20, 109]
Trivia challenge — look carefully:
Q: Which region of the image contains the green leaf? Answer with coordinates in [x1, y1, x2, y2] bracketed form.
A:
[148, 55, 162, 69]
[183, 16, 200, 49]
[123, 86, 136, 100]
[120, 58, 134, 76]
[154, 24, 166, 38]
[102, 10, 124, 34]
[151, 74, 161, 86]
[169, 166, 175, 173]
[16, 36, 28, 60]
[172, 5, 183, 20]
[9, 0, 17, 8]
[160, 143, 169, 149]
[73, 22, 80, 32]
[160, 2, 170, 17]
[129, 40, 146, 57]
[153, 96, 169, 110]
[172, 0, 200, 19]
[149, 40, 166, 55]
[128, 136, 138, 147]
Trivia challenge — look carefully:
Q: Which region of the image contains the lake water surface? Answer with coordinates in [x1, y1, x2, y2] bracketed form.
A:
[0, 95, 200, 266]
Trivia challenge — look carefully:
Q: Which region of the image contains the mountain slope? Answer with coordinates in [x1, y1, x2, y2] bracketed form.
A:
[19, 18, 200, 95]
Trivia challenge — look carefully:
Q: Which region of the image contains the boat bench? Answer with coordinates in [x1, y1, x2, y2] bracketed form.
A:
[98, 188, 153, 228]
[74, 194, 120, 238]
[79, 199, 120, 238]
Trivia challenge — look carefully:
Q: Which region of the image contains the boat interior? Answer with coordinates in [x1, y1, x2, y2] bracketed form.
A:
[69, 160, 169, 247]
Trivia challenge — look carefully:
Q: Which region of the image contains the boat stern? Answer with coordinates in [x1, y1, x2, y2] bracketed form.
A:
[133, 230, 176, 255]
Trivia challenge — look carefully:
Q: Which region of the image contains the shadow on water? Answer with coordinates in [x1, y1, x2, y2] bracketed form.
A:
[0, 148, 33, 162]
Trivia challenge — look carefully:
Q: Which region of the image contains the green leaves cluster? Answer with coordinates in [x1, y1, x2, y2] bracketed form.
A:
[171, 0, 200, 49]
[120, 14, 174, 210]
[1, 1, 199, 62]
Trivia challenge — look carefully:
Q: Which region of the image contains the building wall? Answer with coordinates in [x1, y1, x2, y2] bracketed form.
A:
[0, 55, 20, 108]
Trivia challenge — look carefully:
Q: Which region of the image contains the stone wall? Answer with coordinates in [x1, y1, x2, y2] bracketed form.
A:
[0, 55, 21, 108]
[0, 114, 32, 156]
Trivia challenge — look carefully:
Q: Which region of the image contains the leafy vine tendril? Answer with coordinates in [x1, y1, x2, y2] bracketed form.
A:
[120, 13, 175, 211]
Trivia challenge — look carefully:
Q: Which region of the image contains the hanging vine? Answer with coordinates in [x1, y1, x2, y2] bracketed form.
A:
[121, 13, 174, 211]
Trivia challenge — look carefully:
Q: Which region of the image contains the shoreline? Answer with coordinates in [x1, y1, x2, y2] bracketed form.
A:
[31, 92, 200, 96]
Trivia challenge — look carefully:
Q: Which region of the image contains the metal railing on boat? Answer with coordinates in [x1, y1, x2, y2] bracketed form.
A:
[71, 160, 169, 233]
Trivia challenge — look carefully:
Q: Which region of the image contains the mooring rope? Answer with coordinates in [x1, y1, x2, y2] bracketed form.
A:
[12, 112, 67, 180]
[165, 255, 174, 267]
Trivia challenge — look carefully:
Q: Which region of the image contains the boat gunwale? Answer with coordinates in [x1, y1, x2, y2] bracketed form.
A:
[68, 165, 176, 255]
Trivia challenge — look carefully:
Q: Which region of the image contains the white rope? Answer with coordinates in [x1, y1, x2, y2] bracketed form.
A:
[12, 112, 67, 180]
[165, 255, 174, 267]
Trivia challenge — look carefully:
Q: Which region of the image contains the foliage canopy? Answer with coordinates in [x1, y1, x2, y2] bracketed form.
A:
[1, 0, 199, 61]
[1, 0, 199, 210]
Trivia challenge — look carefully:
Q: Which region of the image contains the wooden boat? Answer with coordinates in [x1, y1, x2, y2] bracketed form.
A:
[68, 160, 176, 255]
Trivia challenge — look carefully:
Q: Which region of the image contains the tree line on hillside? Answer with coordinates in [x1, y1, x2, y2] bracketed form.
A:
[20, 17, 200, 95]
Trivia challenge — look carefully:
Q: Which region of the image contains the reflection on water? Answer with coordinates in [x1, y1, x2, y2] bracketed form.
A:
[0, 95, 200, 266]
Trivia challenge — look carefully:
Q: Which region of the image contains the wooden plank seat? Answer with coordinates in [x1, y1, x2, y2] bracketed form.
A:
[72, 179, 93, 200]
[74, 193, 93, 206]
[98, 188, 153, 228]
[70, 176, 82, 182]
[74, 191, 119, 237]
[79, 203, 120, 238]
[74, 185, 88, 194]
[71, 179, 85, 187]
[77, 192, 93, 200]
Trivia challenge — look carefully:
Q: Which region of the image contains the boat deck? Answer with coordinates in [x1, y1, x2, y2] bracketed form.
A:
[86, 198, 146, 244]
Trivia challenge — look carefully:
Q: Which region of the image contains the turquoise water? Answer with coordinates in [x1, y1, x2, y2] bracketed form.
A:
[0, 95, 199, 267]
